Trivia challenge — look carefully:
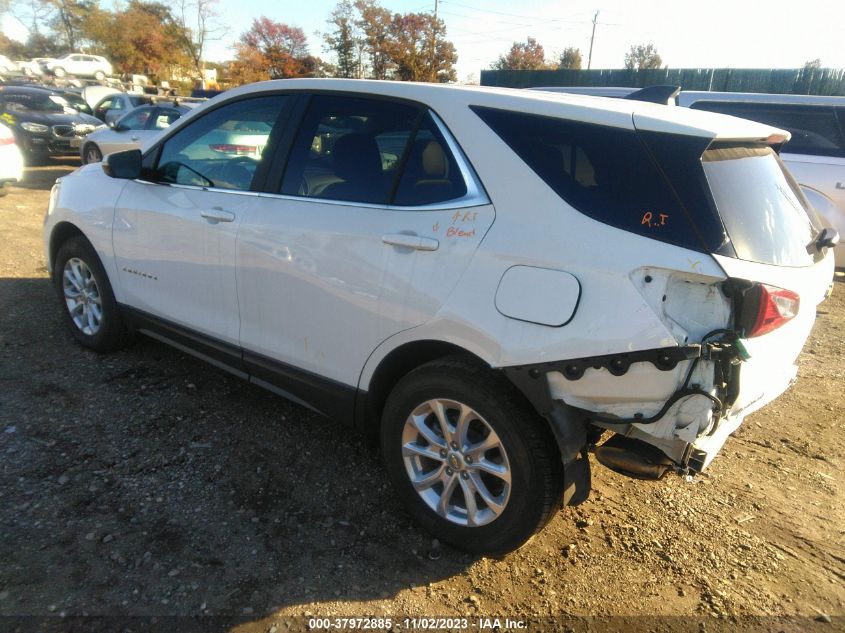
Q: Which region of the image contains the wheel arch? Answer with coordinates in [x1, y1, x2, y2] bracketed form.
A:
[48, 221, 88, 277]
[357, 339, 491, 437]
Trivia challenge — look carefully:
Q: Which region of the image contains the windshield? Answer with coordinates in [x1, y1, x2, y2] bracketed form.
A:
[702, 145, 822, 267]
[4, 94, 66, 113]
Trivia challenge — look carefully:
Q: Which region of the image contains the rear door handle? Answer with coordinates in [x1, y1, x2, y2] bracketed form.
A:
[201, 208, 236, 223]
[130, 136, 139, 142]
[382, 234, 439, 251]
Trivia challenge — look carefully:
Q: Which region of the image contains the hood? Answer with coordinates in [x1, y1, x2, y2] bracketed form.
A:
[14, 110, 102, 127]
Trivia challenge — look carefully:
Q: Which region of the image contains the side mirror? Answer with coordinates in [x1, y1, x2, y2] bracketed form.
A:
[108, 119, 117, 129]
[816, 227, 840, 251]
[102, 149, 142, 179]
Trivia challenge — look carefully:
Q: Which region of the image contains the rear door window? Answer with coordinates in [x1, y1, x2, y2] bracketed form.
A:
[281, 95, 421, 204]
[280, 95, 469, 206]
[690, 101, 845, 158]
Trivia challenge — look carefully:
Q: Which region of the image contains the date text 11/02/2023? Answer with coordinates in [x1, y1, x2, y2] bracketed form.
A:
[307, 617, 528, 630]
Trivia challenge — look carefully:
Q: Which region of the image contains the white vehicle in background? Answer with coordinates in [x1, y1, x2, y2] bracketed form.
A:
[679, 92, 845, 268]
[0, 122, 24, 195]
[81, 85, 121, 109]
[80, 103, 195, 164]
[0, 54, 13, 75]
[44, 80, 837, 554]
[45, 54, 113, 81]
[14, 60, 44, 76]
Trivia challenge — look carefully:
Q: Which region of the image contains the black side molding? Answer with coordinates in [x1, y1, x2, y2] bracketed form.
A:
[120, 305, 357, 426]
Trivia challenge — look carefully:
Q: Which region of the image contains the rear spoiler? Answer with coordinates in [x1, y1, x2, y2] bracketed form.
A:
[625, 85, 681, 105]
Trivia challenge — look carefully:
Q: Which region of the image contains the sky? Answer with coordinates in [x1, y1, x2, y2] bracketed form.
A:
[3, 0, 845, 82]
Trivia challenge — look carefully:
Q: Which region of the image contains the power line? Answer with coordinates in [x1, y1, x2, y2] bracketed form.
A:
[441, 0, 593, 23]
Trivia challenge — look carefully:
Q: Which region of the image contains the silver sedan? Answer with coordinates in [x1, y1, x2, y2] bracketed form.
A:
[80, 104, 193, 164]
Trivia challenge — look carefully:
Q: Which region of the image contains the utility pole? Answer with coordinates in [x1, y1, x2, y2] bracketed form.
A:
[587, 10, 599, 70]
[429, 0, 439, 81]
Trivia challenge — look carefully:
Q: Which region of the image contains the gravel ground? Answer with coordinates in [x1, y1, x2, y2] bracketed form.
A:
[0, 160, 843, 632]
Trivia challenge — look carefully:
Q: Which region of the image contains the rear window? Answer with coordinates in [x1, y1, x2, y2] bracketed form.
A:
[702, 145, 822, 266]
[690, 102, 845, 158]
[471, 106, 705, 252]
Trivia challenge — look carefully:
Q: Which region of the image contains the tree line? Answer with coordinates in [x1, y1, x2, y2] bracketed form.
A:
[0, 0, 457, 85]
[1, 3, 829, 86]
[491, 38, 664, 71]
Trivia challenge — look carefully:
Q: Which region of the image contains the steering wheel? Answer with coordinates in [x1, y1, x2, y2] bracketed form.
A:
[217, 157, 257, 190]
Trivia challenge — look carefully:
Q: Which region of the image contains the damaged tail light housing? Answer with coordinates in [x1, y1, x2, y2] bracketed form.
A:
[748, 284, 800, 337]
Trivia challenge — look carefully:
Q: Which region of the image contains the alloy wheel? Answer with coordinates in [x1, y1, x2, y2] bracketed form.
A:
[401, 398, 512, 527]
[62, 257, 103, 335]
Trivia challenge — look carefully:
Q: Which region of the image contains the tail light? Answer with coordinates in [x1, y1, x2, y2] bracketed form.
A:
[748, 284, 800, 337]
[0, 136, 15, 147]
[209, 144, 259, 157]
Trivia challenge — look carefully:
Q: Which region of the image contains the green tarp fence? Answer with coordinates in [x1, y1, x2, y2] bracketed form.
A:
[479, 68, 845, 96]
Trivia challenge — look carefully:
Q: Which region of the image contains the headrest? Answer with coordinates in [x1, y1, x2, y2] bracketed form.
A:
[421, 141, 447, 177]
[332, 133, 382, 182]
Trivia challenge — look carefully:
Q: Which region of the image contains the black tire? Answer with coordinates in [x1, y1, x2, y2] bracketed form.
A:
[53, 235, 131, 353]
[381, 356, 564, 554]
[82, 143, 102, 164]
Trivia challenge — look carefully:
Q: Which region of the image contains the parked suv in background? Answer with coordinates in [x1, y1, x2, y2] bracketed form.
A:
[0, 85, 103, 164]
[679, 92, 845, 268]
[45, 54, 113, 81]
[44, 80, 836, 553]
[92, 93, 153, 126]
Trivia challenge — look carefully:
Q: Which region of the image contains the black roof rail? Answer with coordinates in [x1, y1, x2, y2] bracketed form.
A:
[624, 85, 681, 105]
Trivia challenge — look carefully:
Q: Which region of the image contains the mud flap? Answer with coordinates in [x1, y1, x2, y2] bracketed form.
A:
[504, 367, 592, 506]
[546, 399, 591, 506]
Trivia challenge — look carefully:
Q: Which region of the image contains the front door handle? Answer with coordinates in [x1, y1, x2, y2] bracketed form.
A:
[201, 208, 236, 223]
[130, 136, 139, 142]
[382, 233, 439, 251]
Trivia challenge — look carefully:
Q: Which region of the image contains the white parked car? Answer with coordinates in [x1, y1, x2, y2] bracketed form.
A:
[0, 122, 24, 194]
[0, 54, 13, 75]
[80, 104, 194, 164]
[43, 80, 837, 553]
[45, 54, 113, 81]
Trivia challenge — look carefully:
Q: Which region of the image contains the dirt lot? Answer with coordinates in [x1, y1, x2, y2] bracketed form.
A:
[0, 160, 843, 632]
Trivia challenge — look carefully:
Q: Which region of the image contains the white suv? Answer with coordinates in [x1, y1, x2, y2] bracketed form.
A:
[46, 54, 113, 81]
[43, 80, 837, 553]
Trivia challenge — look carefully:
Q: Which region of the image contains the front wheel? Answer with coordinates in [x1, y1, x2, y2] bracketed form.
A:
[53, 236, 130, 352]
[82, 143, 102, 164]
[94, 70, 105, 81]
[52, 67, 66, 77]
[381, 356, 564, 554]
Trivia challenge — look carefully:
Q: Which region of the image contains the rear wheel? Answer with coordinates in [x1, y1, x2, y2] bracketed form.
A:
[82, 143, 102, 164]
[381, 356, 564, 554]
[94, 70, 105, 81]
[53, 236, 130, 352]
[52, 67, 66, 77]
